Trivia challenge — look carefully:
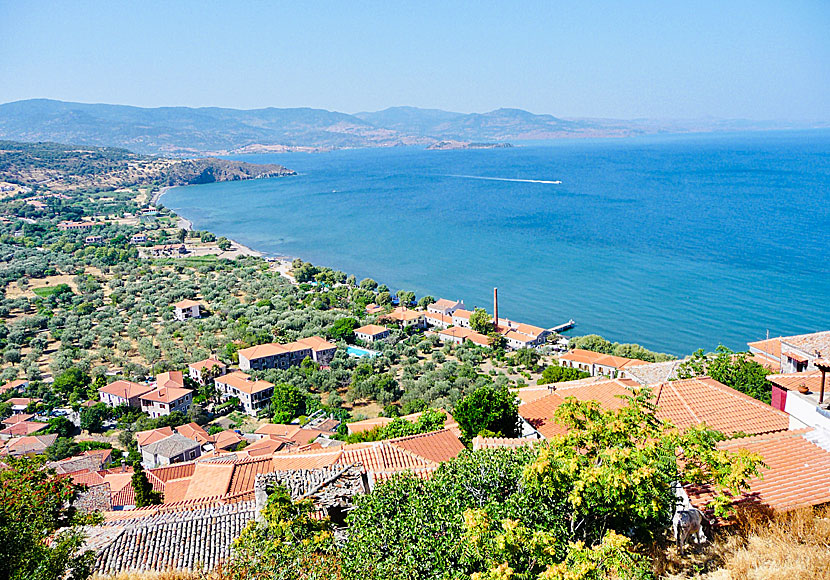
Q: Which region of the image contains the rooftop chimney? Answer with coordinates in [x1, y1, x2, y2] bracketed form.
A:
[493, 288, 498, 327]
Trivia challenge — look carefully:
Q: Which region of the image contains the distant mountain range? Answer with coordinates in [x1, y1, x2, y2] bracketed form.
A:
[0, 99, 825, 156]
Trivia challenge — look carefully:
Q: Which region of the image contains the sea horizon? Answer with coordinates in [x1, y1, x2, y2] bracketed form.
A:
[161, 129, 830, 356]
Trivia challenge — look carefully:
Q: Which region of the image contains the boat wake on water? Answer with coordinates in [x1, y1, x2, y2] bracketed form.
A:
[443, 174, 562, 184]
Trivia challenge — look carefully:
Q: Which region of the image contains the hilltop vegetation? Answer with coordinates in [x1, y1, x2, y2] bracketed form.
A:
[0, 140, 294, 192]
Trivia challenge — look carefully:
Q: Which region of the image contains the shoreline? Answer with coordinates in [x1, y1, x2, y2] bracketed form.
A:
[156, 184, 271, 262]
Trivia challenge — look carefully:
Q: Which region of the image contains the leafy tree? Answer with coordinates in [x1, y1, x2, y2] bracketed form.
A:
[676, 346, 773, 403]
[537, 363, 590, 385]
[46, 437, 81, 461]
[270, 383, 307, 423]
[512, 348, 541, 370]
[417, 295, 436, 309]
[359, 278, 378, 291]
[469, 307, 495, 335]
[46, 415, 75, 438]
[0, 456, 100, 580]
[132, 463, 162, 507]
[80, 403, 108, 433]
[217, 237, 232, 251]
[453, 385, 520, 441]
[396, 290, 416, 307]
[229, 485, 339, 580]
[330, 317, 358, 343]
[52, 367, 91, 398]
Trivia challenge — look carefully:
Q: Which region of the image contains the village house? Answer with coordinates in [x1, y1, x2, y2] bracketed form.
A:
[57, 220, 99, 231]
[557, 348, 649, 378]
[437, 326, 490, 347]
[8, 397, 40, 412]
[129, 233, 147, 244]
[173, 299, 202, 321]
[427, 298, 466, 316]
[187, 356, 227, 384]
[451, 309, 473, 328]
[748, 330, 830, 374]
[364, 303, 384, 315]
[380, 306, 426, 329]
[0, 378, 28, 395]
[424, 311, 453, 329]
[141, 433, 201, 469]
[215, 371, 275, 416]
[0, 434, 57, 457]
[237, 336, 336, 371]
[85, 235, 103, 245]
[139, 385, 193, 418]
[766, 361, 830, 431]
[354, 324, 390, 343]
[98, 380, 154, 408]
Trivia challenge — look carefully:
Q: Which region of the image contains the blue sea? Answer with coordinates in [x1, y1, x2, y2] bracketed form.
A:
[162, 130, 830, 356]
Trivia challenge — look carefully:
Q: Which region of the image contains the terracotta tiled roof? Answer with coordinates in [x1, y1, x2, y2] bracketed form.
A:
[0, 379, 27, 394]
[98, 380, 154, 399]
[390, 429, 465, 463]
[346, 416, 393, 434]
[154, 371, 185, 389]
[295, 336, 337, 352]
[7, 397, 38, 407]
[2, 413, 34, 425]
[687, 429, 830, 513]
[70, 470, 107, 486]
[237, 342, 289, 360]
[139, 386, 192, 404]
[142, 434, 200, 458]
[175, 422, 212, 445]
[228, 456, 280, 494]
[559, 349, 649, 370]
[187, 357, 227, 371]
[652, 377, 790, 435]
[751, 353, 781, 371]
[425, 312, 452, 324]
[183, 462, 235, 500]
[1, 434, 57, 455]
[452, 309, 472, 320]
[381, 307, 424, 322]
[0, 421, 48, 436]
[355, 324, 388, 336]
[747, 337, 783, 359]
[255, 423, 302, 438]
[136, 426, 175, 448]
[519, 377, 789, 438]
[213, 429, 244, 450]
[768, 371, 823, 392]
[241, 437, 292, 456]
[431, 298, 459, 311]
[505, 330, 534, 343]
[215, 371, 274, 395]
[173, 299, 201, 309]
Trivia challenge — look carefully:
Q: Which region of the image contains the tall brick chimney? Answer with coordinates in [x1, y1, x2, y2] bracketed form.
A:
[493, 287, 498, 327]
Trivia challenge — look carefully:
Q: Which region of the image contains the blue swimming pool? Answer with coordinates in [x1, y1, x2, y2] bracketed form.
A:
[347, 345, 379, 358]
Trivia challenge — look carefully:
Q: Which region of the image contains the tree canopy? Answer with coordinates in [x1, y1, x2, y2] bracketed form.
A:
[676, 346, 773, 403]
[452, 385, 521, 441]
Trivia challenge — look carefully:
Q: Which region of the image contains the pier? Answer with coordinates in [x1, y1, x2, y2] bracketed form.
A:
[549, 319, 576, 333]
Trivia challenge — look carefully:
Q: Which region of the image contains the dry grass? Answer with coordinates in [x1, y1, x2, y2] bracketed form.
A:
[659, 506, 830, 580]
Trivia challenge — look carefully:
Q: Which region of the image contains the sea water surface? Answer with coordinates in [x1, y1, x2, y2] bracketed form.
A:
[162, 131, 830, 355]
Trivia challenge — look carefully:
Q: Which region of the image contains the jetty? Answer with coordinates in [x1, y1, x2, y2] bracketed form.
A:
[549, 319, 576, 333]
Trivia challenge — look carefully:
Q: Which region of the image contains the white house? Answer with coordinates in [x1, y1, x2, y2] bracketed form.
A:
[354, 324, 390, 343]
[173, 299, 202, 322]
[214, 371, 275, 416]
[427, 298, 465, 316]
[187, 357, 227, 384]
[98, 380, 154, 408]
[139, 386, 193, 418]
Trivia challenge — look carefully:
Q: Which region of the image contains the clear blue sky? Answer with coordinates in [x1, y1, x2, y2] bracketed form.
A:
[1, 1, 827, 120]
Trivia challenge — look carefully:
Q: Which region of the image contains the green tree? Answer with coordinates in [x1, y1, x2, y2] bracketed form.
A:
[80, 403, 108, 433]
[469, 307, 495, 335]
[46, 437, 81, 461]
[270, 383, 307, 423]
[217, 236, 232, 251]
[330, 317, 358, 343]
[46, 415, 75, 438]
[0, 456, 100, 580]
[229, 485, 339, 580]
[677, 346, 773, 403]
[453, 385, 520, 441]
[52, 367, 91, 398]
[512, 348, 541, 370]
[417, 295, 436, 309]
[396, 290, 416, 307]
[359, 278, 378, 291]
[537, 363, 590, 385]
[132, 463, 162, 507]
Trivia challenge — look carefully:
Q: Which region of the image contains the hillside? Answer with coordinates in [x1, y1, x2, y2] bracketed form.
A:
[0, 140, 294, 192]
[5, 99, 822, 157]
